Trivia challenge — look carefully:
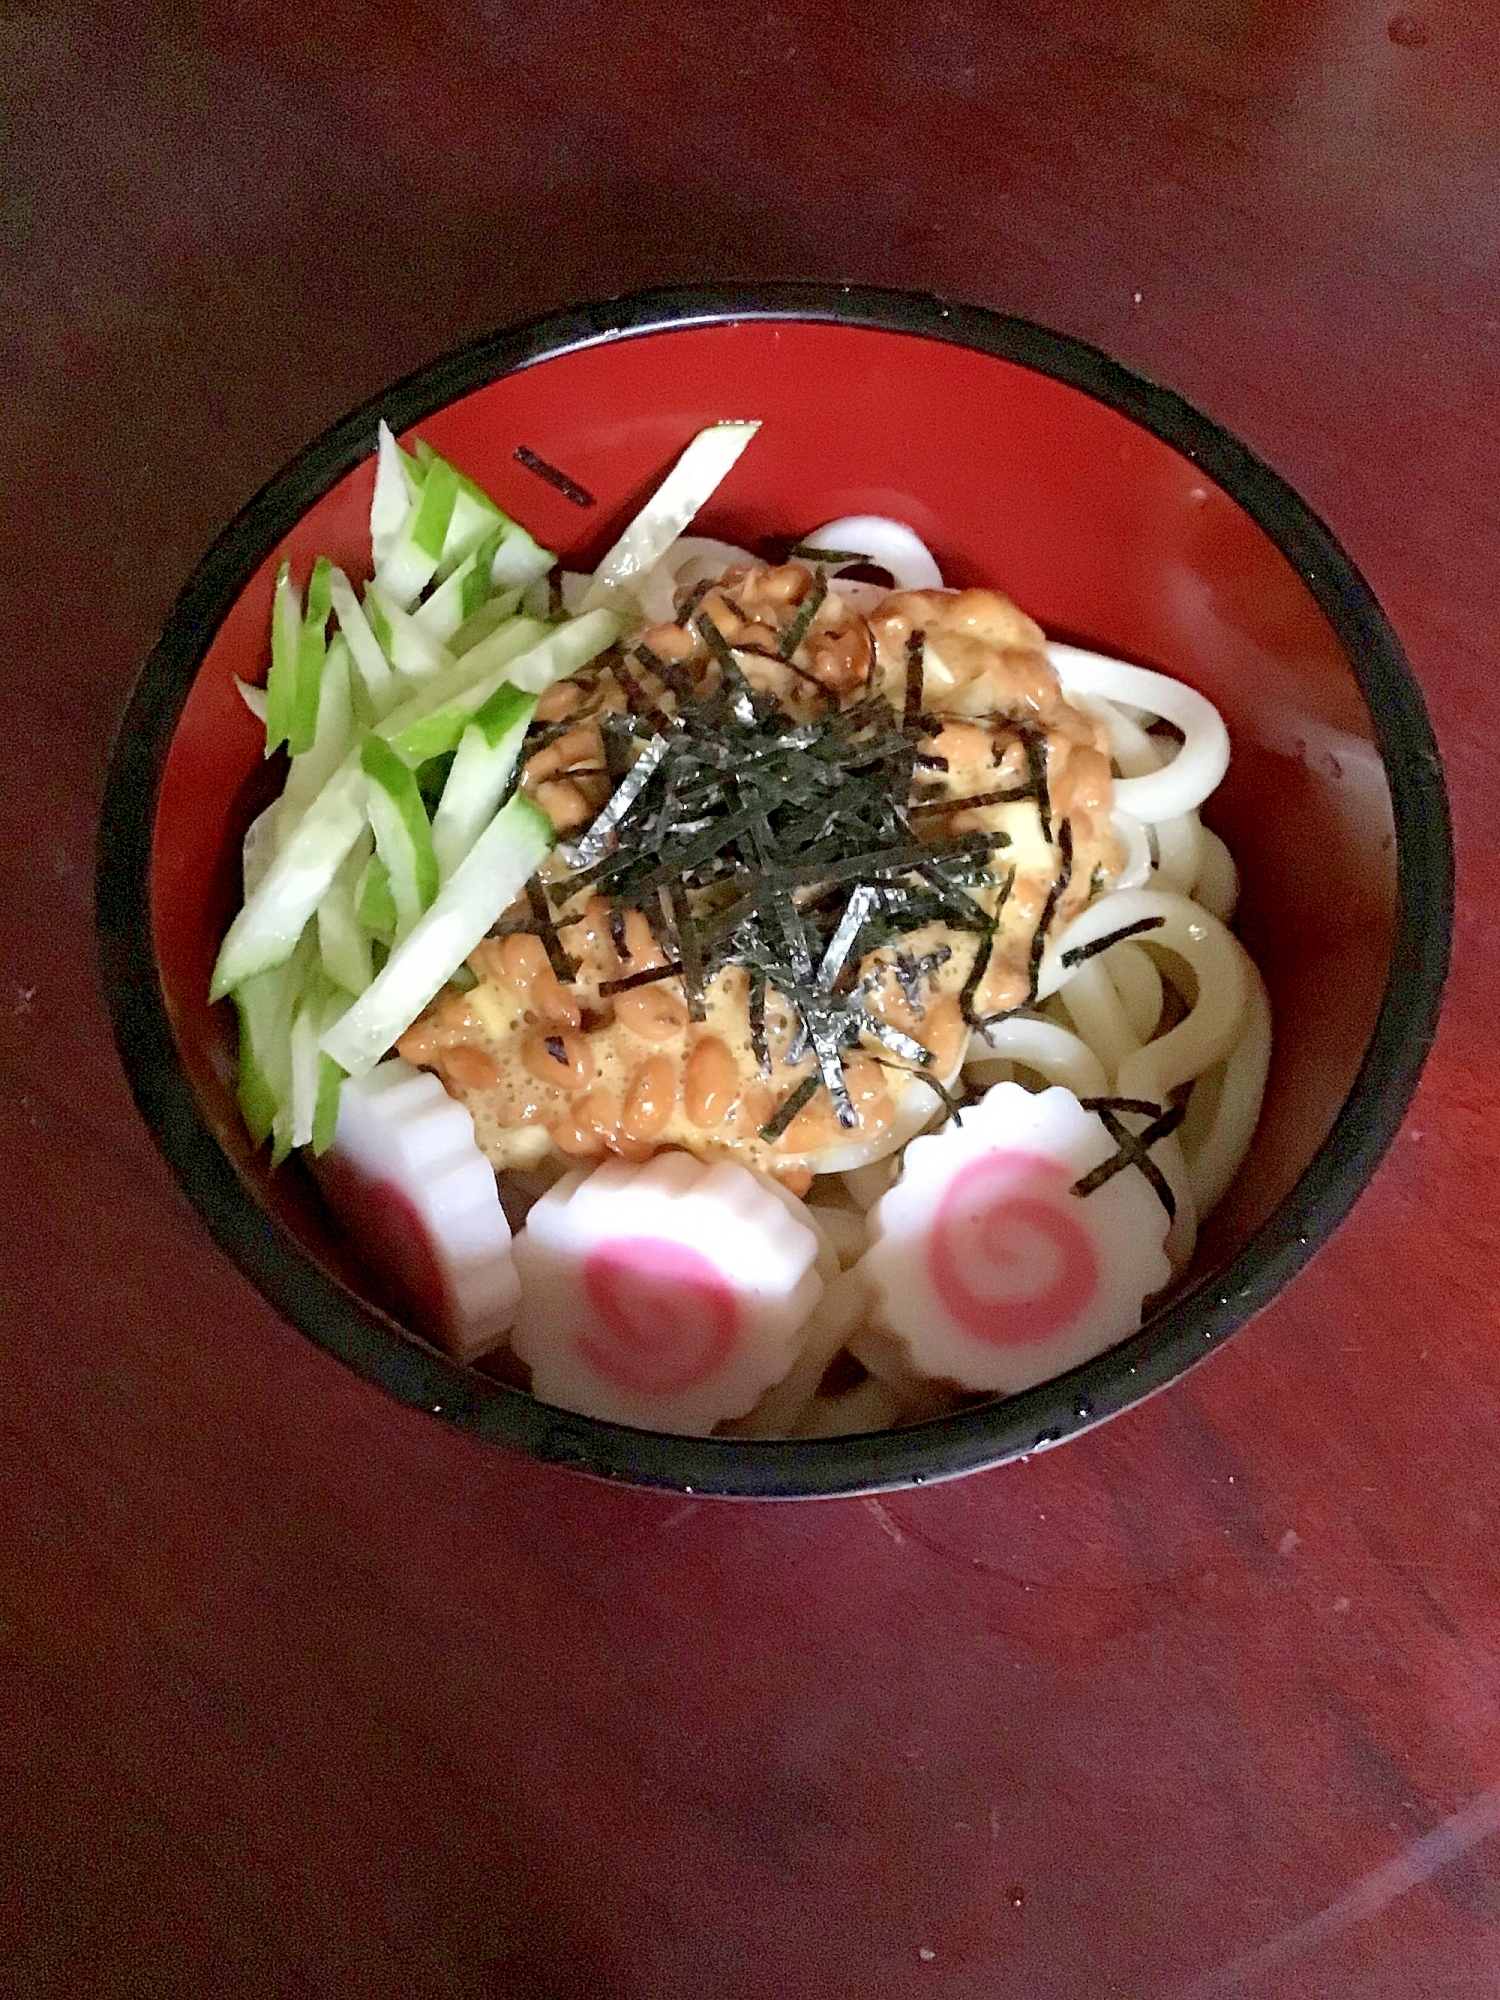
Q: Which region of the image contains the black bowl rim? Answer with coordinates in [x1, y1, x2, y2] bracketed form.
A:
[96, 282, 1454, 1499]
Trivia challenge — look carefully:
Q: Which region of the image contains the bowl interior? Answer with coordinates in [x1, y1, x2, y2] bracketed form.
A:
[141, 311, 1410, 1486]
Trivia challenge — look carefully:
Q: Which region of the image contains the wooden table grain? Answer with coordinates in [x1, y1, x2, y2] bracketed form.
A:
[5, 4, 1498, 1996]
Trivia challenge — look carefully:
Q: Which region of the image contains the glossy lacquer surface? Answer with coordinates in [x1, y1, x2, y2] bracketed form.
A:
[6, 3, 1499, 1996]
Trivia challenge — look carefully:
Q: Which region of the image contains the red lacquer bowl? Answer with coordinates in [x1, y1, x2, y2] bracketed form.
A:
[97, 286, 1452, 1497]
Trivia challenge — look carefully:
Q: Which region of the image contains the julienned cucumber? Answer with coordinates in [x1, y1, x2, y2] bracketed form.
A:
[320, 792, 555, 1078]
[431, 684, 536, 883]
[210, 754, 367, 999]
[218, 416, 762, 1162]
[379, 611, 617, 765]
[361, 736, 439, 939]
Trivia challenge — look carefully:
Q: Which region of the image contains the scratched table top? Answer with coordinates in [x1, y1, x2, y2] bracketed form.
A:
[5, 4, 1499, 1996]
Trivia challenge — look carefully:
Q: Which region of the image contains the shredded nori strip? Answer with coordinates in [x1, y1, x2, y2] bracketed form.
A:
[859, 1010, 932, 1065]
[544, 1034, 568, 1062]
[788, 544, 870, 565]
[597, 958, 684, 997]
[513, 445, 595, 507]
[674, 577, 714, 627]
[607, 902, 630, 961]
[777, 570, 829, 661]
[569, 731, 672, 868]
[634, 641, 702, 712]
[1079, 1095, 1170, 1120]
[817, 885, 877, 989]
[809, 1018, 857, 1128]
[612, 652, 672, 721]
[870, 1055, 967, 1122]
[1019, 723, 1052, 841]
[906, 785, 1030, 820]
[671, 884, 708, 1021]
[1060, 915, 1166, 968]
[903, 631, 926, 734]
[527, 875, 576, 983]
[758, 1071, 821, 1143]
[1026, 818, 1073, 1002]
[1072, 1099, 1187, 1219]
[692, 613, 758, 721]
[749, 971, 769, 1076]
[958, 925, 995, 1023]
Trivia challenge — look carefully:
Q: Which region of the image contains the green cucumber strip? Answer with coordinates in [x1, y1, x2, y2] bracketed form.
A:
[210, 753, 368, 999]
[490, 518, 555, 589]
[410, 454, 459, 561]
[410, 436, 553, 585]
[371, 420, 418, 570]
[431, 685, 536, 882]
[361, 736, 439, 939]
[290, 973, 351, 1151]
[328, 566, 396, 711]
[264, 561, 302, 755]
[234, 971, 289, 1144]
[320, 792, 555, 1078]
[376, 615, 550, 764]
[311, 1051, 345, 1155]
[380, 608, 617, 766]
[235, 929, 314, 1155]
[288, 992, 323, 1150]
[241, 799, 281, 899]
[354, 851, 398, 938]
[289, 556, 334, 755]
[279, 632, 354, 835]
[411, 531, 506, 643]
[362, 583, 394, 657]
[448, 587, 524, 660]
[377, 450, 470, 608]
[363, 579, 454, 680]
[580, 422, 760, 612]
[318, 828, 375, 995]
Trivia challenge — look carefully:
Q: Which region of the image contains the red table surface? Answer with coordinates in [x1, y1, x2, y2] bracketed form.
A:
[5, 4, 1498, 1996]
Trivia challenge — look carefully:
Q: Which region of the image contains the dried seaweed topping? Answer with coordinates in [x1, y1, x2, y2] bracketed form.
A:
[597, 958, 685, 997]
[674, 577, 714, 627]
[513, 446, 595, 507]
[1017, 722, 1053, 842]
[903, 630, 926, 735]
[777, 569, 829, 661]
[527, 875, 576, 982]
[1026, 818, 1073, 1002]
[788, 544, 871, 566]
[759, 1071, 821, 1143]
[1059, 915, 1166, 968]
[1071, 1099, 1187, 1219]
[517, 621, 1071, 1115]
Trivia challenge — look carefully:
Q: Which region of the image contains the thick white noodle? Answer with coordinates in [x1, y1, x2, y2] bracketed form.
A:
[1042, 888, 1253, 1267]
[1074, 690, 1159, 776]
[1154, 813, 1205, 894]
[1103, 940, 1164, 1045]
[1112, 810, 1155, 890]
[964, 1016, 1109, 1098]
[794, 1375, 904, 1438]
[799, 516, 944, 590]
[724, 1270, 872, 1439]
[1057, 958, 1142, 1083]
[1049, 644, 1230, 823]
[1193, 827, 1240, 923]
[1179, 961, 1272, 1215]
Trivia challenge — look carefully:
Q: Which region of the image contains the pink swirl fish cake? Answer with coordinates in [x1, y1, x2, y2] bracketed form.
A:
[511, 1153, 825, 1433]
[857, 1083, 1172, 1395]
